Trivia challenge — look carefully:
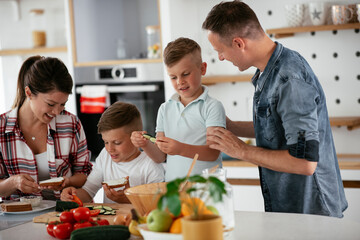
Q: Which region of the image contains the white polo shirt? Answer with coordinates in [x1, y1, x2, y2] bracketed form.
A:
[156, 86, 226, 181]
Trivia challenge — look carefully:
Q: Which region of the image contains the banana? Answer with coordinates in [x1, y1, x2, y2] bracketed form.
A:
[129, 220, 141, 236]
[129, 208, 147, 236]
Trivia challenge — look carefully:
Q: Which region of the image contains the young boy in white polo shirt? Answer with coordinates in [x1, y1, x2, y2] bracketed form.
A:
[131, 37, 226, 181]
[61, 102, 165, 203]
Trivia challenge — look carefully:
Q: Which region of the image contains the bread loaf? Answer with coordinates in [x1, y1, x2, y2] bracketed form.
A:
[1, 202, 32, 212]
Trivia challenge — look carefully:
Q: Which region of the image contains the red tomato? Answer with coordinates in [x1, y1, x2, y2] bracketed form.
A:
[73, 207, 90, 222]
[59, 211, 75, 224]
[96, 219, 110, 226]
[72, 195, 83, 207]
[53, 222, 73, 239]
[73, 221, 93, 230]
[46, 221, 58, 237]
[89, 209, 100, 217]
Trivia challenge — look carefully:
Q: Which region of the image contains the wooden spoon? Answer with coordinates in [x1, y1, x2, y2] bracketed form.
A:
[179, 153, 199, 192]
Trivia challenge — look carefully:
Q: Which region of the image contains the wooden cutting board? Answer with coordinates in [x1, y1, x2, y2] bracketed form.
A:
[32, 203, 133, 224]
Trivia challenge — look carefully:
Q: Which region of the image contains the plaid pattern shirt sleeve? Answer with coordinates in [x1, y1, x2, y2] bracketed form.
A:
[0, 109, 92, 199]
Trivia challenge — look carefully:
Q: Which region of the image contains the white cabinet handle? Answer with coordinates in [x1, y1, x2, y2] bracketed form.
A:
[76, 85, 159, 94]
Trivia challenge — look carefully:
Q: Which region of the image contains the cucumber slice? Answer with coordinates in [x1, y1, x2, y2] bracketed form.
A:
[99, 209, 105, 214]
[103, 211, 112, 215]
[93, 205, 103, 209]
[143, 134, 156, 143]
[103, 206, 113, 211]
[110, 210, 116, 215]
[84, 205, 94, 210]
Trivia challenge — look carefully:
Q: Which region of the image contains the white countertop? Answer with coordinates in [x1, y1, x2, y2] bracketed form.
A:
[1, 210, 360, 240]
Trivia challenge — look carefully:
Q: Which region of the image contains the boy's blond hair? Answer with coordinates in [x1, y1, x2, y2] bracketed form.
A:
[163, 37, 202, 68]
[97, 101, 142, 134]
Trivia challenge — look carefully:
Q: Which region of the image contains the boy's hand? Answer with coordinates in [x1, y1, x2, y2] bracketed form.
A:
[155, 136, 182, 155]
[60, 187, 77, 201]
[131, 131, 149, 148]
[103, 181, 131, 203]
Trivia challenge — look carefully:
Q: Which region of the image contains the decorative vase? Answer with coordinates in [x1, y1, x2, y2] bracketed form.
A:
[181, 214, 223, 240]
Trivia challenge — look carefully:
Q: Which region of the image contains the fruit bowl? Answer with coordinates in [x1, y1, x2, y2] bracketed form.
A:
[124, 182, 167, 216]
[138, 224, 182, 240]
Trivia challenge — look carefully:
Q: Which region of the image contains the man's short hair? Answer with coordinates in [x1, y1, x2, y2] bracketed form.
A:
[202, 0, 263, 45]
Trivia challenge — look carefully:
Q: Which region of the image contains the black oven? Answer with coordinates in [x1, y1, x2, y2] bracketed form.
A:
[74, 63, 165, 161]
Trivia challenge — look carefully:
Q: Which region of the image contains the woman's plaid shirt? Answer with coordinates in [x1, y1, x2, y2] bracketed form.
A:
[0, 108, 92, 199]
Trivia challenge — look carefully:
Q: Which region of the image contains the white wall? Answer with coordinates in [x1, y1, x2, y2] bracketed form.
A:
[0, 0, 76, 114]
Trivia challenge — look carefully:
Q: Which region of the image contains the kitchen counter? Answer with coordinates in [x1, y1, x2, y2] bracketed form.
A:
[1, 209, 360, 239]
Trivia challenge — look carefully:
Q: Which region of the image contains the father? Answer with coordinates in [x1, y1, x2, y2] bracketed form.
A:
[203, 1, 347, 217]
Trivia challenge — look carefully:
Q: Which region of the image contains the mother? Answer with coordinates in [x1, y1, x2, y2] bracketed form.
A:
[0, 56, 92, 200]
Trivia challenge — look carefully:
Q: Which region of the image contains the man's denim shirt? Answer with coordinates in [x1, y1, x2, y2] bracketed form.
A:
[252, 42, 347, 217]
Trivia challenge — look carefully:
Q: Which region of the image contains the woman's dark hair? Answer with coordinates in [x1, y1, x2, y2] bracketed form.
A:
[97, 101, 142, 134]
[202, 0, 264, 45]
[12, 55, 73, 108]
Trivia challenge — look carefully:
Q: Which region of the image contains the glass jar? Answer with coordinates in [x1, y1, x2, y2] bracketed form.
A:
[145, 25, 160, 59]
[116, 38, 127, 59]
[202, 167, 235, 232]
[30, 9, 46, 47]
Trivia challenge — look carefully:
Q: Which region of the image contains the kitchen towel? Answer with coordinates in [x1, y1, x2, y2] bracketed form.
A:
[80, 85, 110, 114]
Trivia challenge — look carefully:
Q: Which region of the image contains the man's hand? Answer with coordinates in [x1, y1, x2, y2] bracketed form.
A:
[207, 127, 246, 159]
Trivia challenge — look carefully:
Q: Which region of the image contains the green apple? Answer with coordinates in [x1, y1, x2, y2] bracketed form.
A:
[147, 209, 173, 232]
[206, 205, 219, 215]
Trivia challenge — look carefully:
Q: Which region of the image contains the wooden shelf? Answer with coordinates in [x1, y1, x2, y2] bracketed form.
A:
[266, 23, 360, 39]
[0, 46, 68, 56]
[329, 117, 360, 130]
[223, 154, 360, 170]
[202, 74, 253, 85]
[73, 58, 162, 67]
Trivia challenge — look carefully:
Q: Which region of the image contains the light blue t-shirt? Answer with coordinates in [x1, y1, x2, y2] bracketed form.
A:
[156, 86, 226, 181]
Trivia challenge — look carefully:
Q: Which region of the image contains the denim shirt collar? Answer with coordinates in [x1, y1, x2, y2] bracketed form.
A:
[252, 42, 283, 92]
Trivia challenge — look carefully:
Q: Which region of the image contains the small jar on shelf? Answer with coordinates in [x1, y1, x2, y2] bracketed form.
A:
[146, 25, 161, 59]
[29, 9, 46, 47]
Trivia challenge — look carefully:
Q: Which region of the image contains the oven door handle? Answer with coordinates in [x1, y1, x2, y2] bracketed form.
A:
[76, 85, 159, 94]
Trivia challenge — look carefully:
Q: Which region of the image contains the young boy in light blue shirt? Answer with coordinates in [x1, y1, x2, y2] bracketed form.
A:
[131, 37, 226, 181]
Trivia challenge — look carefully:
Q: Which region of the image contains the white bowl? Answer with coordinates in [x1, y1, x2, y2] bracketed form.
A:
[20, 196, 42, 207]
[138, 223, 235, 240]
[138, 224, 182, 240]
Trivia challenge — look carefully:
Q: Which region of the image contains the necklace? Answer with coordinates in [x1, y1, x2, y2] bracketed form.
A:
[32, 136, 36, 141]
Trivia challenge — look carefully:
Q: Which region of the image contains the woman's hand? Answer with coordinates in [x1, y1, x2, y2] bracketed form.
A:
[103, 181, 131, 203]
[60, 187, 77, 201]
[155, 136, 183, 155]
[130, 131, 149, 148]
[11, 174, 40, 194]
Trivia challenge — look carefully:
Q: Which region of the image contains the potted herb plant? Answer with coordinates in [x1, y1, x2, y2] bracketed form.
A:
[158, 174, 227, 240]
